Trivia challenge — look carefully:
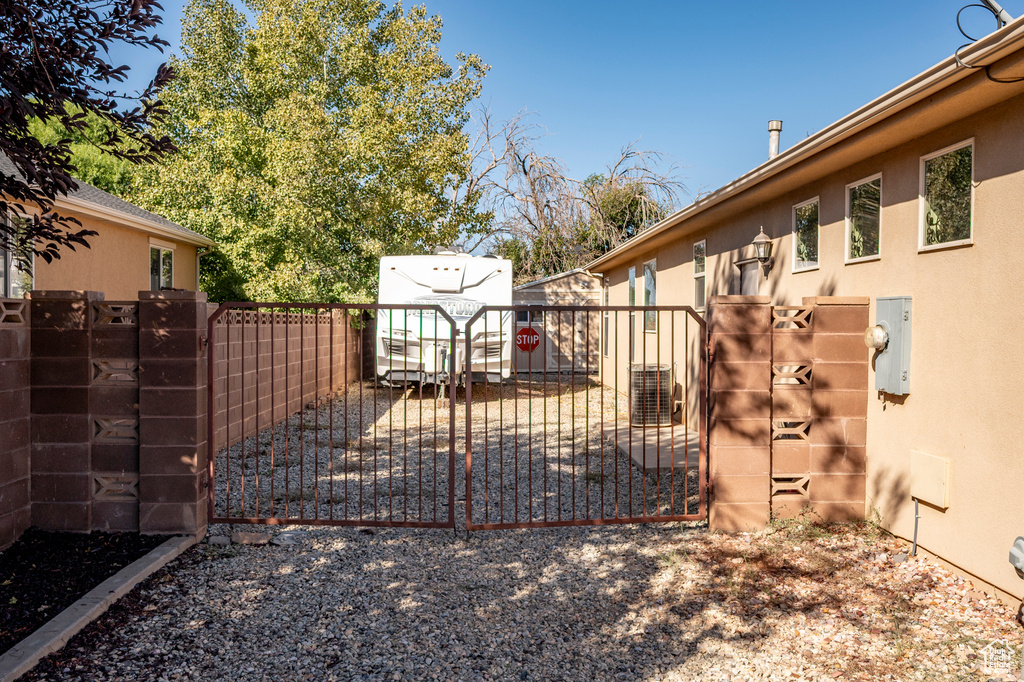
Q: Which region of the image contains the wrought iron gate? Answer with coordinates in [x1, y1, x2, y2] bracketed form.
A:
[206, 303, 707, 530]
[464, 305, 707, 530]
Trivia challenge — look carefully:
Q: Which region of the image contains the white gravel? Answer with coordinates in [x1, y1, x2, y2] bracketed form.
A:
[214, 377, 700, 528]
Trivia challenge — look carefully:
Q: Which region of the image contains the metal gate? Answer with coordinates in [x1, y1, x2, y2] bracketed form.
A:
[464, 305, 707, 529]
[206, 303, 459, 528]
[206, 303, 706, 530]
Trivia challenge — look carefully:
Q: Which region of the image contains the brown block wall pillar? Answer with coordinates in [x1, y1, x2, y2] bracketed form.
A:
[769, 297, 869, 521]
[803, 297, 869, 521]
[30, 291, 100, 531]
[138, 291, 208, 537]
[708, 296, 772, 531]
[90, 299, 142, 531]
[0, 299, 31, 547]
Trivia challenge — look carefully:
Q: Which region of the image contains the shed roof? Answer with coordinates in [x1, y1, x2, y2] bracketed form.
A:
[513, 268, 600, 291]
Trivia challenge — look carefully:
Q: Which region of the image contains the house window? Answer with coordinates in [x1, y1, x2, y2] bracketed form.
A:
[643, 259, 656, 331]
[920, 140, 973, 249]
[150, 246, 173, 290]
[693, 240, 706, 310]
[602, 283, 609, 356]
[1, 214, 33, 299]
[515, 308, 544, 324]
[847, 175, 881, 262]
[793, 198, 819, 271]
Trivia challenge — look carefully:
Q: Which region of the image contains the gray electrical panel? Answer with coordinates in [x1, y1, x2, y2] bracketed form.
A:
[874, 297, 911, 395]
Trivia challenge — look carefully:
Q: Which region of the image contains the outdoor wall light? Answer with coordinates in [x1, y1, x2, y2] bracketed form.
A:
[752, 227, 774, 271]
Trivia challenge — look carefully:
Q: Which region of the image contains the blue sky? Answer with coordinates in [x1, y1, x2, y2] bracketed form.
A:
[114, 0, 1011, 202]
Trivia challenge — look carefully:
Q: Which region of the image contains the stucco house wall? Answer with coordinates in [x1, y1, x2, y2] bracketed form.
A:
[592, 22, 1024, 602]
[2, 156, 214, 299]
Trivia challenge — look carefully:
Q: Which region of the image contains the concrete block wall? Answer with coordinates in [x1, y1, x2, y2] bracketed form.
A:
[708, 296, 772, 531]
[29, 291, 101, 532]
[210, 308, 363, 451]
[0, 299, 31, 548]
[138, 291, 209, 535]
[708, 295, 869, 531]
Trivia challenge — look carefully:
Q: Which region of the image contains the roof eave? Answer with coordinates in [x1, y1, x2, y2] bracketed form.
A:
[56, 195, 216, 248]
[587, 17, 1024, 272]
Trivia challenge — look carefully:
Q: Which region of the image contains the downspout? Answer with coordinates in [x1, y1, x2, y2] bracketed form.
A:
[196, 246, 210, 292]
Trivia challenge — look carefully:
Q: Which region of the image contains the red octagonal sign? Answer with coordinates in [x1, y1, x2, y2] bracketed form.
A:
[516, 327, 541, 353]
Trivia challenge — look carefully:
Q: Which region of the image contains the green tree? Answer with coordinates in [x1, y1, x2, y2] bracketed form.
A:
[27, 107, 138, 197]
[135, 0, 487, 302]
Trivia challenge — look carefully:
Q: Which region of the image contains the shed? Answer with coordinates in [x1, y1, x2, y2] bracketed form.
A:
[511, 269, 601, 372]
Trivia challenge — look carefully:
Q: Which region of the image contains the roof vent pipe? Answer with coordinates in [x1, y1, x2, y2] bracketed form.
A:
[768, 120, 783, 160]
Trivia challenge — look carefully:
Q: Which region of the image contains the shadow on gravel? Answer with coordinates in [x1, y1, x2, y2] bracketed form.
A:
[20, 520, 1015, 681]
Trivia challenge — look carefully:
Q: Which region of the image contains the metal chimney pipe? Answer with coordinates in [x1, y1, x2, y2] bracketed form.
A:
[768, 120, 783, 159]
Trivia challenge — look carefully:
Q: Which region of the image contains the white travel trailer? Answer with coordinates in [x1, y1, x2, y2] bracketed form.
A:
[376, 253, 512, 385]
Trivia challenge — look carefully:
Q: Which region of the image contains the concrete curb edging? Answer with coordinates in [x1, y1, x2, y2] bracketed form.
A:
[0, 535, 197, 682]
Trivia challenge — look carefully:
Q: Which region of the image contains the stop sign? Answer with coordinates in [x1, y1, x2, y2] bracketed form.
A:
[516, 327, 541, 352]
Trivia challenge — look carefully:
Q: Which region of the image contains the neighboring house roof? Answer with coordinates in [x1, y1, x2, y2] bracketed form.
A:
[588, 16, 1024, 271]
[513, 268, 600, 291]
[0, 154, 214, 247]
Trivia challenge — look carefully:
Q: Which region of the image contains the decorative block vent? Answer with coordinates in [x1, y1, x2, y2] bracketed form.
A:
[0, 300, 27, 325]
[93, 474, 139, 500]
[771, 475, 810, 500]
[93, 302, 138, 325]
[629, 363, 672, 427]
[772, 307, 812, 329]
[94, 417, 139, 443]
[773, 364, 812, 385]
[93, 359, 139, 383]
[772, 420, 811, 441]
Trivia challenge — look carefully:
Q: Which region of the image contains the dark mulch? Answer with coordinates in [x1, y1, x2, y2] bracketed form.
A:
[0, 529, 165, 655]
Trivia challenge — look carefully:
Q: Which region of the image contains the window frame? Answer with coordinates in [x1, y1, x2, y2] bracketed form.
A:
[601, 282, 609, 357]
[150, 244, 175, 291]
[792, 196, 820, 273]
[693, 239, 706, 311]
[2, 212, 34, 298]
[845, 173, 883, 264]
[642, 258, 657, 332]
[918, 139, 975, 253]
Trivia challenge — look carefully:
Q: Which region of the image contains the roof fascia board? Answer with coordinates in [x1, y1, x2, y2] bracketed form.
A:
[56, 195, 215, 247]
[588, 18, 1024, 271]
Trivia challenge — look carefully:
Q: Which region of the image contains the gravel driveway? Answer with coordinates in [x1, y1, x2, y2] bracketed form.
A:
[23, 521, 1024, 681]
[215, 378, 700, 528]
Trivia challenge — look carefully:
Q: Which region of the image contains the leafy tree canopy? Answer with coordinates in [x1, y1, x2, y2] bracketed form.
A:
[0, 0, 174, 263]
[27, 107, 137, 198]
[135, 0, 488, 302]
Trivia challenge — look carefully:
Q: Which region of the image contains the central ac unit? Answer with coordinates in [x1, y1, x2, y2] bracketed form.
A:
[629, 363, 672, 427]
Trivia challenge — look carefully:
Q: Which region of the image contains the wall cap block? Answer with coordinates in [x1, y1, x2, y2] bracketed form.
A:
[29, 291, 105, 301]
[709, 295, 770, 306]
[801, 296, 869, 306]
[138, 291, 208, 302]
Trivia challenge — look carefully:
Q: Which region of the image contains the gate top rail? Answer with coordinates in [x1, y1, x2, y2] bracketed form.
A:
[465, 304, 707, 327]
[207, 301, 459, 327]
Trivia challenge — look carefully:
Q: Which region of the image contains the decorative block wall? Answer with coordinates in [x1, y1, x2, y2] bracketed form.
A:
[0, 299, 31, 547]
[708, 295, 869, 531]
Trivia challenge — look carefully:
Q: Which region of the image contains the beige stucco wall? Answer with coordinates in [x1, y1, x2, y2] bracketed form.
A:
[32, 214, 199, 299]
[601, 85, 1024, 601]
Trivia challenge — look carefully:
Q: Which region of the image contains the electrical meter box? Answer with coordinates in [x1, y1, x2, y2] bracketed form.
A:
[875, 296, 911, 395]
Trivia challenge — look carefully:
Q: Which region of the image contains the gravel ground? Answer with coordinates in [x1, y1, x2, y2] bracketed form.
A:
[215, 377, 700, 528]
[21, 520, 1024, 681]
